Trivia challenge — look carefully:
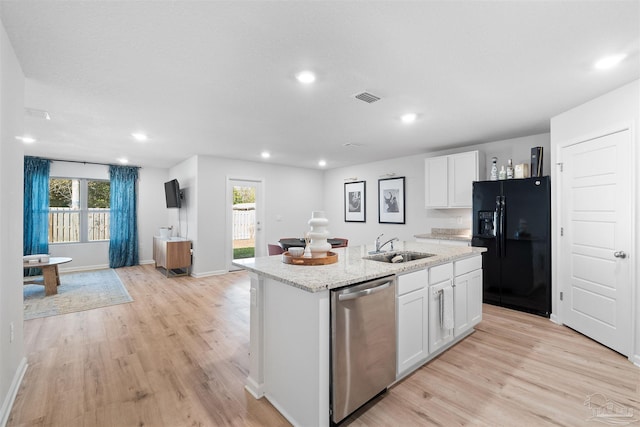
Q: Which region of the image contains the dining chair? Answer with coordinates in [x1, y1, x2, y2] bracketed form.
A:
[332, 238, 349, 248]
[268, 244, 285, 255]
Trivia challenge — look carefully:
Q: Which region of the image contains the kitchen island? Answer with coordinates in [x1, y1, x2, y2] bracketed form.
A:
[233, 241, 485, 426]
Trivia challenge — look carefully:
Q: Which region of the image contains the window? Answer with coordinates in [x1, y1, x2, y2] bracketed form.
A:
[49, 178, 110, 243]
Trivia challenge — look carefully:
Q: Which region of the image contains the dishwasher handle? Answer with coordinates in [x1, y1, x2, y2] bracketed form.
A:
[338, 281, 391, 301]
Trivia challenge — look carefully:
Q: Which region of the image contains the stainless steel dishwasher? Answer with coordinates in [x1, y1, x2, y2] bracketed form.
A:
[330, 275, 396, 424]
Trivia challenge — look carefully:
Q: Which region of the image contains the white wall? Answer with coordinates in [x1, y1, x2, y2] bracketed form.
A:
[323, 154, 427, 246]
[550, 79, 639, 364]
[48, 162, 169, 270]
[138, 167, 170, 263]
[168, 156, 198, 242]
[0, 21, 27, 427]
[171, 155, 324, 276]
[323, 133, 551, 247]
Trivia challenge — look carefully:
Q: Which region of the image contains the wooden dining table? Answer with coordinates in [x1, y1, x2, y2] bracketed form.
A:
[23, 257, 72, 296]
[278, 238, 344, 251]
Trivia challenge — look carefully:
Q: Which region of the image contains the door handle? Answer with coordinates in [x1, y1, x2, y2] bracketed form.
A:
[614, 251, 627, 259]
[338, 282, 391, 301]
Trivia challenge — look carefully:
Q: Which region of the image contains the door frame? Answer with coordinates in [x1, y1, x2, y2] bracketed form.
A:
[553, 122, 636, 358]
[226, 176, 265, 271]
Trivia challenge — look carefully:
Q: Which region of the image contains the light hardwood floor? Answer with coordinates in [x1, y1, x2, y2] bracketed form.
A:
[8, 264, 639, 426]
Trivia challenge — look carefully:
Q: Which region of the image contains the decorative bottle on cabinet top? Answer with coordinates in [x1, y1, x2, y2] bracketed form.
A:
[490, 157, 498, 181]
[307, 211, 331, 258]
[506, 159, 514, 179]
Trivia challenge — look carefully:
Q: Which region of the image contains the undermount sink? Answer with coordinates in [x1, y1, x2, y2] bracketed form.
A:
[363, 251, 435, 263]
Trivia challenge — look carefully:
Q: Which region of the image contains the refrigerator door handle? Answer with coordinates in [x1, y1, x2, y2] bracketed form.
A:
[495, 196, 502, 256]
[500, 196, 506, 258]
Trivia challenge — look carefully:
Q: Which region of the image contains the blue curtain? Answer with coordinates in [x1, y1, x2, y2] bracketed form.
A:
[24, 157, 51, 276]
[24, 156, 51, 256]
[109, 165, 139, 268]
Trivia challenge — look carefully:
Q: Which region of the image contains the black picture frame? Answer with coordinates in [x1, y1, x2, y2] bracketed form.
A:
[378, 177, 405, 224]
[344, 181, 366, 222]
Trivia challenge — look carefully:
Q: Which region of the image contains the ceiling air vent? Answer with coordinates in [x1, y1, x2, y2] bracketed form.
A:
[25, 107, 51, 120]
[354, 92, 381, 104]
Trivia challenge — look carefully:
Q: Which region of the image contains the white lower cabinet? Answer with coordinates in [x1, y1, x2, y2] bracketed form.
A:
[453, 255, 483, 337]
[397, 269, 429, 376]
[396, 256, 483, 379]
[454, 269, 483, 336]
[428, 262, 455, 354]
[428, 279, 455, 354]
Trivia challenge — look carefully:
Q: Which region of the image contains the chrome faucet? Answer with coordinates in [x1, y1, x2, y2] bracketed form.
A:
[373, 234, 399, 253]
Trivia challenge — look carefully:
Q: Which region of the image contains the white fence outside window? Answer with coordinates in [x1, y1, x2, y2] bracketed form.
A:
[49, 207, 110, 243]
[233, 204, 255, 240]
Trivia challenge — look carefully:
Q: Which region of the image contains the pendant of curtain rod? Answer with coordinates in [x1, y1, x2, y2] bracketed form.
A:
[45, 157, 141, 168]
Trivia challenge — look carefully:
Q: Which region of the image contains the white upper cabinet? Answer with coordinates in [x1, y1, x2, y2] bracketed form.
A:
[425, 156, 449, 207]
[425, 150, 483, 208]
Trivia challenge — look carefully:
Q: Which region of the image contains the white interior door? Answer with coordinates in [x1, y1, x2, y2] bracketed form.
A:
[559, 129, 632, 356]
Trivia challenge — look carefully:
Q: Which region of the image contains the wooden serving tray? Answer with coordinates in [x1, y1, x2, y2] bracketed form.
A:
[282, 251, 338, 266]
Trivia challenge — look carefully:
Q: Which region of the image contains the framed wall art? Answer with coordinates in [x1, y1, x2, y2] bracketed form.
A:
[344, 181, 366, 222]
[378, 177, 405, 224]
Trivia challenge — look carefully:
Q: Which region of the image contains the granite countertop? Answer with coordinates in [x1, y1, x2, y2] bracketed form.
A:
[232, 241, 485, 293]
[414, 227, 472, 242]
[414, 233, 472, 242]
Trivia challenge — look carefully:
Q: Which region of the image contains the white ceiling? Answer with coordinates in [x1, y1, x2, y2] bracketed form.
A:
[1, 1, 638, 170]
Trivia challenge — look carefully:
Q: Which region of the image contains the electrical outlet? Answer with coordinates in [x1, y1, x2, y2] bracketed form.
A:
[10, 321, 14, 343]
[250, 288, 257, 306]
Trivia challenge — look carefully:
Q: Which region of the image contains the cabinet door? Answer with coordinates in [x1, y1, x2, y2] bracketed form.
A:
[468, 269, 483, 327]
[454, 269, 483, 337]
[153, 237, 167, 268]
[448, 151, 478, 207]
[166, 241, 192, 269]
[397, 287, 429, 376]
[428, 280, 454, 354]
[425, 156, 448, 208]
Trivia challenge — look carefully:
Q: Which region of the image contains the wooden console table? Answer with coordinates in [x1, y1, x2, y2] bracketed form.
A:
[153, 237, 192, 277]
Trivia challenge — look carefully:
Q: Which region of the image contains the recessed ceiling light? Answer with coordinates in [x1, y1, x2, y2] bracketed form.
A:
[318, 160, 327, 167]
[261, 151, 271, 159]
[594, 54, 627, 70]
[131, 132, 148, 141]
[296, 70, 316, 84]
[118, 158, 129, 164]
[15, 136, 36, 144]
[401, 113, 418, 124]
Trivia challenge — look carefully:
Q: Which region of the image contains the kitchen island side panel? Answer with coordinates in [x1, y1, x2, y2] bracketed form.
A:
[263, 277, 330, 427]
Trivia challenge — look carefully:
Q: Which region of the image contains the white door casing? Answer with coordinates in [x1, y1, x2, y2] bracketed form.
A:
[558, 128, 632, 356]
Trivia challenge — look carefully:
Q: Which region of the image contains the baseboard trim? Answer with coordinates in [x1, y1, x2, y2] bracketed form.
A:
[59, 264, 109, 273]
[631, 354, 640, 367]
[60, 261, 155, 273]
[191, 270, 227, 278]
[245, 378, 264, 399]
[0, 357, 27, 427]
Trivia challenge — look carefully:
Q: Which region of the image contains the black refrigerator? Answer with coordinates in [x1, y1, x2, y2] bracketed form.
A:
[471, 176, 551, 317]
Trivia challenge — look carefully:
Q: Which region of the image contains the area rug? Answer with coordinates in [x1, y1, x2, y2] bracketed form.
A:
[23, 269, 133, 320]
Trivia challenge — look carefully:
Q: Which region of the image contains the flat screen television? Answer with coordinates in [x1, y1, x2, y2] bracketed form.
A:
[164, 179, 182, 208]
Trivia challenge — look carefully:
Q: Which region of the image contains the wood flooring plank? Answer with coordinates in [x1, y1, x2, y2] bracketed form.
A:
[8, 265, 639, 427]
